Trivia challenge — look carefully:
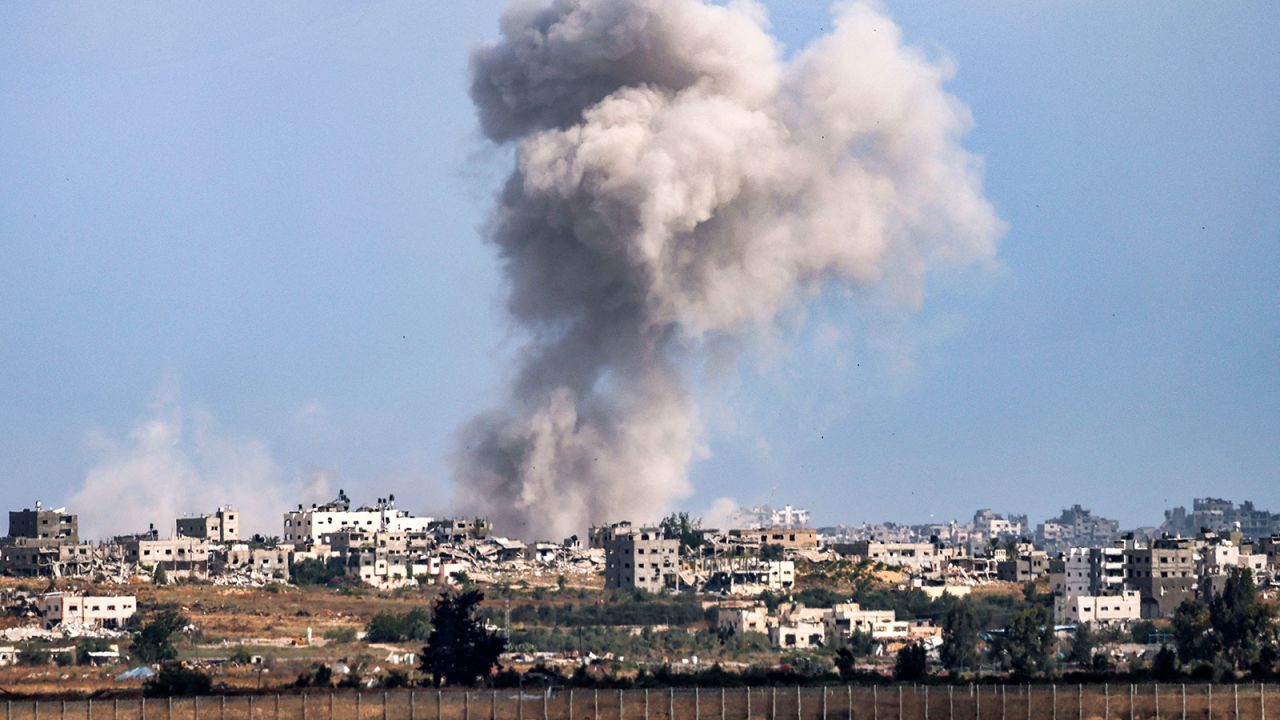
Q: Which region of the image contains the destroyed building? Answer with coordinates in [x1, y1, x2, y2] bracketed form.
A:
[0, 501, 92, 578]
[602, 522, 680, 592]
[176, 506, 240, 542]
[120, 536, 211, 579]
[9, 501, 78, 542]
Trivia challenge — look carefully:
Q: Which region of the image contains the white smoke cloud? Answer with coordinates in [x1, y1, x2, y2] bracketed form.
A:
[456, 0, 1005, 540]
[67, 383, 331, 541]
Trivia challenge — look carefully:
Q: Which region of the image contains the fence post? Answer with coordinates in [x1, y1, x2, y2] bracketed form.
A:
[594, 690, 599, 720]
[723, 689, 727, 720]
[139, 697, 144, 720]
[193, 697, 198, 720]
[436, 693, 440, 720]
[1001, 685, 1006, 720]
[89, 699, 94, 720]
[461, 692, 467, 720]
[695, 689, 700, 720]
[948, 686, 953, 720]
[492, 691, 497, 720]
[570, 690, 575, 720]
[872, 685, 878, 720]
[846, 687, 851, 720]
[545, 690, 549, 720]
[114, 700, 119, 720]
[1260, 684, 1265, 720]
[1104, 684, 1108, 720]
[669, 689, 673, 720]
[746, 689, 751, 720]
[975, 684, 979, 720]
[644, 689, 649, 720]
[1181, 685, 1185, 720]
[1153, 685, 1159, 720]
[354, 696, 358, 720]
[795, 687, 800, 720]
[821, 687, 826, 720]
[1234, 685, 1239, 720]
[924, 685, 929, 720]
[410, 692, 415, 720]
[620, 690, 624, 720]
[771, 688, 776, 720]
[1208, 685, 1213, 720]
[221, 696, 226, 720]
[64, 700, 68, 720]
[897, 687, 902, 720]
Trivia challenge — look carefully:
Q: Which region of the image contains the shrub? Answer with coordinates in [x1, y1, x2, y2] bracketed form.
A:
[144, 666, 212, 697]
[323, 627, 358, 643]
[366, 607, 431, 643]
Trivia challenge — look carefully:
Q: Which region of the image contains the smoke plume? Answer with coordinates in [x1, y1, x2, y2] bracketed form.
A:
[456, 0, 1004, 540]
[67, 383, 333, 541]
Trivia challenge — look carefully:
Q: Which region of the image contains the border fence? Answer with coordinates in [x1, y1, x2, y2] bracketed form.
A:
[1, 684, 1276, 720]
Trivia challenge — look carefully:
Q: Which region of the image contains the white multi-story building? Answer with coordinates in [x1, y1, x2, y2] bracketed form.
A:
[1050, 548, 1093, 599]
[826, 603, 897, 639]
[282, 492, 432, 545]
[1054, 590, 1141, 627]
[769, 505, 811, 529]
[770, 604, 828, 650]
[717, 605, 770, 636]
[39, 593, 136, 630]
[972, 509, 1027, 539]
[835, 541, 945, 574]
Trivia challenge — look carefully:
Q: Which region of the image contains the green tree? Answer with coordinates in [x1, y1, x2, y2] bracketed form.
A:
[366, 607, 432, 643]
[291, 557, 345, 585]
[152, 563, 168, 586]
[1130, 620, 1158, 644]
[1172, 598, 1215, 665]
[760, 544, 785, 561]
[144, 665, 212, 697]
[893, 643, 928, 681]
[1209, 567, 1273, 670]
[940, 599, 979, 673]
[834, 632, 876, 679]
[132, 610, 188, 663]
[76, 637, 114, 665]
[658, 512, 704, 553]
[420, 590, 507, 686]
[1151, 645, 1180, 681]
[1068, 624, 1095, 667]
[295, 664, 334, 688]
[1003, 606, 1054, 678]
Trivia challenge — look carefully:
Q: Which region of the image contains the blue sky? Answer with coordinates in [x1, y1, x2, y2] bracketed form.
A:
[1, 2, 1277, 536]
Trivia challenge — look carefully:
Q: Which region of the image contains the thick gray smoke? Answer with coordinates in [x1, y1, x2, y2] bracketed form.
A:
[457, 0, 1004, 540]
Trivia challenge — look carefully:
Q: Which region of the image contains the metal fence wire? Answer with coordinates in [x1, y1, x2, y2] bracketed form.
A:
[1, 685, 1275, 720]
